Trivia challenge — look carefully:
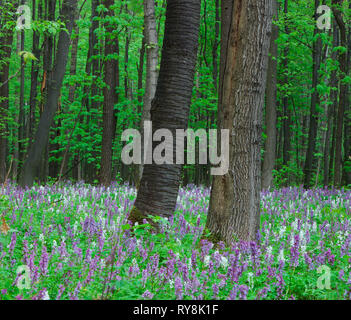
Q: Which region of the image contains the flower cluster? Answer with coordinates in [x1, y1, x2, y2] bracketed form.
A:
[0, 183, 350, 300]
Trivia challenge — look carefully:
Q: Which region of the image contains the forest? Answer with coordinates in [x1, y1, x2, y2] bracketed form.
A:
[0, 0, 350, 301]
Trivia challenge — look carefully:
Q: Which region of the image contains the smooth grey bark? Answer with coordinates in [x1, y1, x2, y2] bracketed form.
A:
[19, 0, 78, 187]
[138, 0, 159, 182]
[206, 0, 273, 244]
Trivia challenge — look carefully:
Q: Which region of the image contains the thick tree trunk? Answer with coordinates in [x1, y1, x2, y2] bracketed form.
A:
[19, 0, 78, 187]
[206, 0, 273, 244]
[129, 0, 201, 222]
[100, 0, 119, 186]
[262, 0, 278, 190]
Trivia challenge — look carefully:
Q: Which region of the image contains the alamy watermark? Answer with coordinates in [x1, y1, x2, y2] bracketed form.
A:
[317, 265, 331, 290]
[16, 5, 31, 30]
[316, 5, 331, 31]
[121, 121, 230, 176]
[16, 265, 31, 290]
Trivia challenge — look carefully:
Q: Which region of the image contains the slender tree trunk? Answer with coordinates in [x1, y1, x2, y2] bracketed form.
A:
[129, 0, 201, 222]
[68, 20, 80, 103]
[0, 17, 14, 182]
[134, 36, 146, 185]
[316, 44, 330, 187]
[342, 6, 351, 186]
[100, 0, 119, 186]
[18, 13, 26, 175]
[324, 21, 338, 186]
[206, 0, 273, 244]
[85, 0, 100, 183]
[28, 0, 41, 146]
[282, 0, 291, 173]
[137, 37, 146, 117]
[262, 0, 278, 190]
[138, 0, 159, 182]
[19, 0, 78, 187]
[39, 0, 56, 183]
[333, 0, 347, 187]
[304, 0, 322, 188]
[58, 16, 81, 182]
[76, 15, 95, 181]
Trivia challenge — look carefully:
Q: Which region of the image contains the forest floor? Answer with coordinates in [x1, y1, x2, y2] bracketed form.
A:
[0, 182, 350, 300]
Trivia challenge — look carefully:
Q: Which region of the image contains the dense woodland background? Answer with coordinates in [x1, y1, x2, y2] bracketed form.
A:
[0, 0, 350, 189]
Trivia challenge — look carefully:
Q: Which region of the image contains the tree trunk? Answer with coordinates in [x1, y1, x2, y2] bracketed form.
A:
[316, 44, 331, 187]
[342, 6, 351, 186]
[333, 0, 347, 187]
[129, 0, 201, 222]
[18, 16, 26, 174]
[28, 0, 42, 146]
[19, 0, 78, 187]
[282, 0, 291, 174]
[38, 0, 56, 183]
[100, 0, 119, 186]
[138, 0, 159, 182]
[324, 20, 338, 187]
[262, 0, 278, 190]
[76, 14, 95, 181]
[206, 0, 273, 244]
[303, 0, 322, 188]
[0, 14, 14, 183]
[85, 0, 100, 183]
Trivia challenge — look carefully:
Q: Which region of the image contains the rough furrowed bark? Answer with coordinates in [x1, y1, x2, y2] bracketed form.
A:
[129, 0, 201, 226]
[205, 0, 273, 245]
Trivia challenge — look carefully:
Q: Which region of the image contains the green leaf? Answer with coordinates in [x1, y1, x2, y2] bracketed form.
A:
[18, 51, 38, 63]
